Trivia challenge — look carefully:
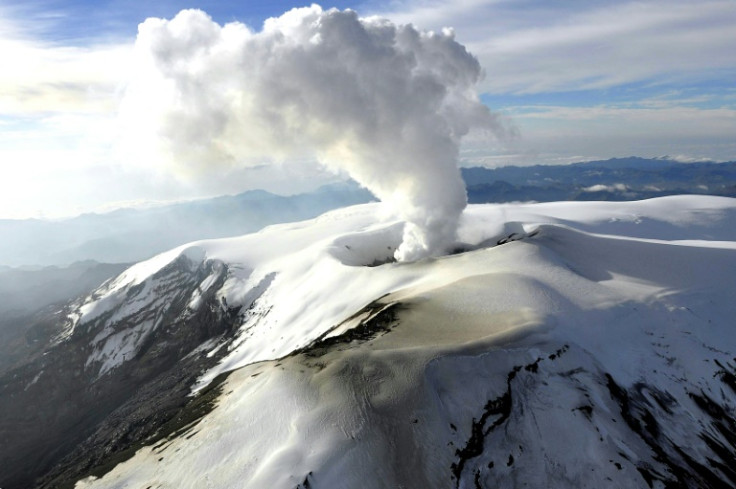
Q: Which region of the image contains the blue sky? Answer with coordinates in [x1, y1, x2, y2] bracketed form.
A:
[3, 1, 365, 43]
[1, 0, 735, 218]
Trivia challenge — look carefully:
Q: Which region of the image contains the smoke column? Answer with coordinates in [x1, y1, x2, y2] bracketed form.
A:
[119, 5, 504, 261]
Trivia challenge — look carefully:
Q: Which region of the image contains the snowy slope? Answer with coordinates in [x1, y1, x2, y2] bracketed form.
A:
[64, 195, 736, 489]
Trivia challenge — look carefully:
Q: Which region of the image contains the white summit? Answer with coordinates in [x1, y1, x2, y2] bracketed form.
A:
[75, 195, 736, 489]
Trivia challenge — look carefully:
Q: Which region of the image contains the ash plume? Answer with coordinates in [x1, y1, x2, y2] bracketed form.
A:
[119, 5, 504, 261]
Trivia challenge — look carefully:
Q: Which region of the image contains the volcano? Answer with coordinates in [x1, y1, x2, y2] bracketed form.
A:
[2, 195, 736, 489]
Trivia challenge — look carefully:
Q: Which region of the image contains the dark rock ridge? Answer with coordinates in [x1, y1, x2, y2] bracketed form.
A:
[0, 254, 243, 489]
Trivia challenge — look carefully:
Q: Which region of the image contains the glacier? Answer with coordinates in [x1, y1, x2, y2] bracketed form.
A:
[2, 195, 736, 489]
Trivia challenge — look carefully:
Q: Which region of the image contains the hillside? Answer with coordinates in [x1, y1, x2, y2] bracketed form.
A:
[1, 196, 735, 488]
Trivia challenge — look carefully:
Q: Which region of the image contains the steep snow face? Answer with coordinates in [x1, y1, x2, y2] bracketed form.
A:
[70, 196, 736, 489]
[61, 247, 228, 377]
[66, 204, 403, 378]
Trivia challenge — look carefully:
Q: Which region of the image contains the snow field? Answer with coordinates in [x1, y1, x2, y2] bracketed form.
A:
[74, 196, 736, 488]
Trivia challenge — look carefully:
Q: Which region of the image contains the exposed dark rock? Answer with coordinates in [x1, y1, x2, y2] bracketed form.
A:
[714, 359, 736, 394]
[451, 346, 568, 488]
[297, 300, 402, 359]
[296, 471, 314, 489]
[606, 374, 736, 488]
[0, 257, 244, 489]
[573, 404, 594, 419]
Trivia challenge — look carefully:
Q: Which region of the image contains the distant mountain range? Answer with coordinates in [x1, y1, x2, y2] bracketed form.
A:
[0, 184, 374, 268]
[1, 157, 734, 268]
[462, 156, 736, 203]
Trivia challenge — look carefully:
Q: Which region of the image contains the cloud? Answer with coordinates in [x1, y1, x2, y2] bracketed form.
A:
[372, 0, 736, 94]
[583, 184, 628, 193]
[120, 6, 506, 261]
[462, 103, 736, 166]
[0, 27, 130, 116]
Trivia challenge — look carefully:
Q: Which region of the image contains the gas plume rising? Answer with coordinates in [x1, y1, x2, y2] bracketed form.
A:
[119, 5, 504, 261]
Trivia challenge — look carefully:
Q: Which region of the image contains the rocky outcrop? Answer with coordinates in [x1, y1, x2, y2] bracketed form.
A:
[0, 254, 241, 489]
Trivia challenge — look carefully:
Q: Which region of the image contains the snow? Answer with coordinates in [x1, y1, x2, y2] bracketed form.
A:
[86, 319, 155, 376]
[77, 245, 208, 324]
[68, 246, 229, 376]
[72, 195, 736, 489]
[24, 370, 43, 391]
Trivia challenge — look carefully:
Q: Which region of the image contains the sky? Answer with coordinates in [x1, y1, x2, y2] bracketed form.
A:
[1, 0, 735, 219]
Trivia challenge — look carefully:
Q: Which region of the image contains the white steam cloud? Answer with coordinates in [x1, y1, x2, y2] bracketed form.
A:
[120, 5, 504, 261]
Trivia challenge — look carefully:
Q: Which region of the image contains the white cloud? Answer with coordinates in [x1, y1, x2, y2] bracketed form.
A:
[462, 103, 736, 166]
[0, 27, 131, 116]
[120, 7, 506, 260]
[584, 184, 628, 193]
[1, 6, 407, 221]
[372, 0, 736, 94]
[0, 9, 135, 219]
[1, 1, 734, 221]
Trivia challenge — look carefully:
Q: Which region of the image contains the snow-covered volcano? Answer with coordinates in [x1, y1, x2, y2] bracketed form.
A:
[3, 196, 736, 489]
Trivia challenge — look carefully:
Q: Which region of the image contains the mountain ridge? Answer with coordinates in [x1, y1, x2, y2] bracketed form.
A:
[1, 196, 735, 488]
